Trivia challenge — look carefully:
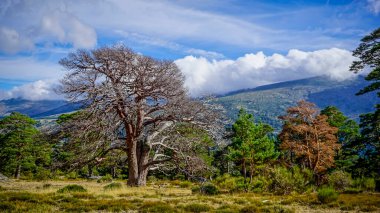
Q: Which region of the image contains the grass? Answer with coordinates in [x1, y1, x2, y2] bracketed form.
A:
[0, 180, 379, 212]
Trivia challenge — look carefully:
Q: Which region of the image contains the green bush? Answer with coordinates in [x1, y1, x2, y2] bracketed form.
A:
[34, 168, 51, 180]
[201, 183, 219, 195]
[103, 182, 122, 190]
[268, 166, 312, 195]
[179, 181, 192, 188]
[57, 184, 87, 193]
[353, 177, 376, 192]
[317, 187, 339, 203]
[97, 174, 113, 183]
[328, 170, 352, 191]
[140, 201, 176, 213]
[66, 171, 78, 180]
[239, 205, 260, 213]
[191, 186, 201, 194]
[184, 203, 211, 212]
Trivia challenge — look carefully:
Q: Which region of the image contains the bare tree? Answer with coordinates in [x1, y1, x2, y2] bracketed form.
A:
[58, 45, 216, 186]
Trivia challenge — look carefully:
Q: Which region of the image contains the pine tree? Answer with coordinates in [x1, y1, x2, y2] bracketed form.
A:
[229, 109, 279, 184]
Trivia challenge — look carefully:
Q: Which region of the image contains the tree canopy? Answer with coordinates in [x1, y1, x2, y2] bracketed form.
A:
[279, 101, 340, 183]
[58, 45, 216, 186]
[0, 112, 50, 179]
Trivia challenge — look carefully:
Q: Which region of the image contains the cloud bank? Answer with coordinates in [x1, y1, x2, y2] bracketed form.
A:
[0, 80, 61, 101]
[175, 48, 357, 96]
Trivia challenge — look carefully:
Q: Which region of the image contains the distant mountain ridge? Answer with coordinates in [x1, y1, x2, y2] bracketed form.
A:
[213, 76, 377, 131]
[0, 99, 81, 118]
[0, 76, 377, 133]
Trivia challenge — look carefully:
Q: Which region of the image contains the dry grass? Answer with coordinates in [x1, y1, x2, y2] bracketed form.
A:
[0, 180, 379, 212]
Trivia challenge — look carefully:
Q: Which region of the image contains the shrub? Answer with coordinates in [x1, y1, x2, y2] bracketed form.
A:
[97, 174, 113, 183]
[140, 201, 176, 213]
[0, 202, 15, 211]
[353, 177, 376, 192]
[328, 170, 352, 191]
[184, 203, 211, 212]
[42, 183, 52, 189]
[268, 166, 312, 195]
[66, 171, 78, 180]
[103, 182, 122, 190]
[317, 187, 339, 203]
[201, 183, 219, 195]
[57, 184, 87, 193]
[179, 181, 192, 188]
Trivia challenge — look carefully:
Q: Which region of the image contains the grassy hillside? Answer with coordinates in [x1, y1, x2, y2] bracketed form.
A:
[213, 76, 377, 131]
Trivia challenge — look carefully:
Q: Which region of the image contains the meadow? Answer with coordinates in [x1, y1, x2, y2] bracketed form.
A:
[0, 180, 379, 213]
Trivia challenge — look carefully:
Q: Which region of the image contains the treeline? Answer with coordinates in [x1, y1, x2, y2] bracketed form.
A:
[0, 99, 378, 194]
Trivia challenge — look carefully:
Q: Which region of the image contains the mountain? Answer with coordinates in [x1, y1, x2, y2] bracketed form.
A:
[0, 76, 376, 132]
[0, 99, 81, 118]
[213, 76, 377, 132]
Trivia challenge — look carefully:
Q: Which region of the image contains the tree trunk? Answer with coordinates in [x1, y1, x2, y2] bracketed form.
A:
[14, 164, 21, 179]
[88, 165, 93, 177]
[127, 137, 151, 186]
[127, 137, 139, 186]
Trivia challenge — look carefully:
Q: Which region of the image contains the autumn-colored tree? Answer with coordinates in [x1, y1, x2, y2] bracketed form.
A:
[279, 101, 340, 183]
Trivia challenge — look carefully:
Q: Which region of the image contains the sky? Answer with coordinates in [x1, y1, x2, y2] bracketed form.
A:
[0, 0, 379, 100]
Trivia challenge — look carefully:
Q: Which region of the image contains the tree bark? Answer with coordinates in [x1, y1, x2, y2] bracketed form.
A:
[14, 164, 21, 179]
[127, 137, 139, 186]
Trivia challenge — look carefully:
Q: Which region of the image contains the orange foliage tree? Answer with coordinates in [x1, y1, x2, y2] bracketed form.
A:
[279, 100, 340, 183]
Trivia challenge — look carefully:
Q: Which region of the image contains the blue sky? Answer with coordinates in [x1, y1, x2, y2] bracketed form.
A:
[0, 0, 379, 99]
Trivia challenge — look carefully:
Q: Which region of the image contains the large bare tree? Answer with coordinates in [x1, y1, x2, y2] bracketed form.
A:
[58, 45, 215, 186]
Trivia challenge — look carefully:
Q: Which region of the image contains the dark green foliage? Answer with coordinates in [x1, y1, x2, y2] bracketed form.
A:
[350, 27, 380, 179]
[317, 187, 339, 203]
[0, 112, 51, 179]
[229, 109, 279, 183]
[103, 182, 122, 190]
[353, 177, 376, 192]
[57, 184, 87, 193]
[97, 174, 113, 183]
[321, 106, 361, 173]
[184, 203, 211, 212]
[200, 183, 219, 195]
[350, 27, 380, 96]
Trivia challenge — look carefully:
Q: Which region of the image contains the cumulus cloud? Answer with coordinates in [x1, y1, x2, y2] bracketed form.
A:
[0, 1, 97, 53]
[175, 48, 357, 96]
[41, 11, 97, 48]
[368, 0, 380, 14]
[0, 80, 61, 101]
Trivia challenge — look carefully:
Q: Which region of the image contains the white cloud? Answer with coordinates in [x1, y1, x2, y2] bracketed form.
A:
[0, 1, 97, 53]
[0, 27, 34, 53]
[175, 48, 357, 96]
[368, 0, 380, 14]
[0, 80, 61, 100]
[41, 11, 97, 48]
[0, 0, 360, 54]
